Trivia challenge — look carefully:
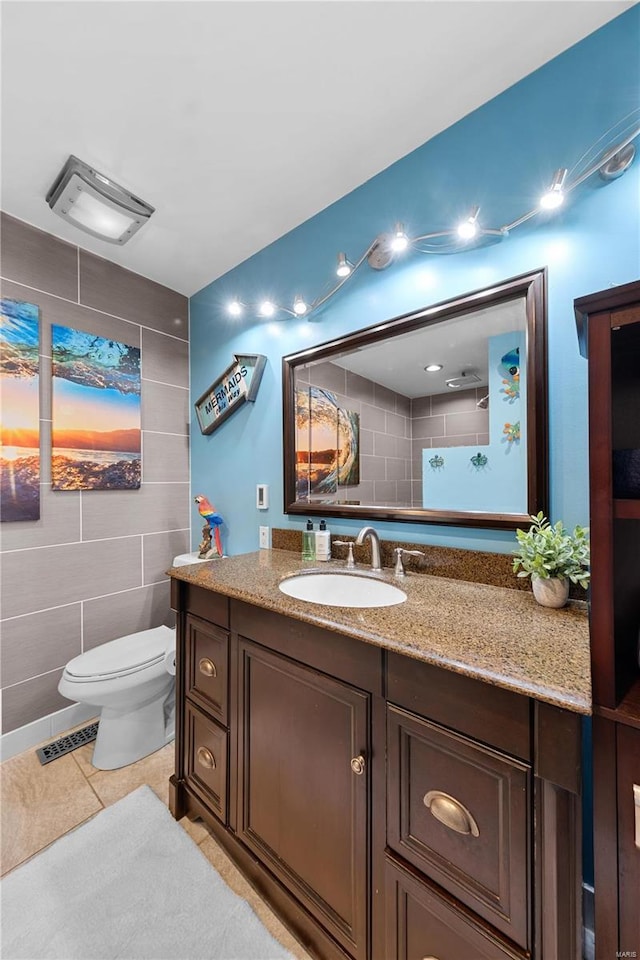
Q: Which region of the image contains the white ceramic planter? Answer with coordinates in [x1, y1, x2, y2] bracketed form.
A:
[531, 575, 570, 609]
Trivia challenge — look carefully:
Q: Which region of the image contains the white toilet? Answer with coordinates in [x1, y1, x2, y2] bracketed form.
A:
[58, 552, 209, 770]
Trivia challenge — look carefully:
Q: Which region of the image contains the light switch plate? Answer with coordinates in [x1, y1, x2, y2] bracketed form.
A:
[256, 484, 269, 509]
[259, 526, 270, 549]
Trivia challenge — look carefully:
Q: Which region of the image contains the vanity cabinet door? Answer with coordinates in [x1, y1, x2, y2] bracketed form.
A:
[387, 704, 530, 949]
[385, 858, 524, 960]
[237, 637, 370, 960]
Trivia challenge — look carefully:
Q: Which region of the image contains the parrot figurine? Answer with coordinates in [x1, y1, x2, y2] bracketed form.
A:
[194, 495, 224, 556]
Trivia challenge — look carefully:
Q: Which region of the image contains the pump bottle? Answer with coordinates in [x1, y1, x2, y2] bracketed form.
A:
[315, 519, 331, 561]
[302, 519, 316, 561]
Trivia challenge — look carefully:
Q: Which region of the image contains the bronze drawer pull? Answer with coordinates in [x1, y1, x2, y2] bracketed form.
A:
[197, 746, 216, 770]
[199, 657, 217, 677]
[350, 755, 365, 775]
[423, 790, 479, 837]
[422, 956, 440, 960]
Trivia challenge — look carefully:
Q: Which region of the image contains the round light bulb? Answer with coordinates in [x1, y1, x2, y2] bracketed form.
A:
[457, 219, 478, 240]
[293, 297, 308, 316]
[336, 253, 352, 278]
[228, 300, 242, 316]
[540, 188, 564, 210]
[424, 363, 443, 373]
[391, 223, 409, 253]
[259, 300, 275, 317]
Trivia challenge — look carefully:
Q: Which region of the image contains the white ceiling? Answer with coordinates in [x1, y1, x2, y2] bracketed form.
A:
[1, 1, 632, 297]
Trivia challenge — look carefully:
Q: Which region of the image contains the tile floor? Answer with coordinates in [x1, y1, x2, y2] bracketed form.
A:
[0, 721, 311, 960]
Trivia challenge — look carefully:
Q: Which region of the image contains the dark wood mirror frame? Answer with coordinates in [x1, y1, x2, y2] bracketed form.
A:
[283, 268, 548, 530]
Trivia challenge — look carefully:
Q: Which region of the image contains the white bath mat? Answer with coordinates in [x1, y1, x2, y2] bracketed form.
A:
[1, 785, 296, 960]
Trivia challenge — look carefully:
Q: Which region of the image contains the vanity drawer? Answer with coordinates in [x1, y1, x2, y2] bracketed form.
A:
[385, 857, 525, 960]
[386, 651, 531, 761]
[185, 614, 229, 724]
[185, 702, 228, 824]
[387, 705, 530, 949]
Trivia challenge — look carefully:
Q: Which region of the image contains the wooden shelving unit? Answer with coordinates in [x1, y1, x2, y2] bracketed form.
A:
[613, 499, 640, 521]
[575, 280, 640, 958]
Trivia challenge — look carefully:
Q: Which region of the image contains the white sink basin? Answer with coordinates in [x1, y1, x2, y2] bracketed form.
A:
[279, 571, 407, 608]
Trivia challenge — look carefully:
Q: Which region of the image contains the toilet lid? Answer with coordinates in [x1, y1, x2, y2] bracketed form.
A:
[64, 625, 175, 681]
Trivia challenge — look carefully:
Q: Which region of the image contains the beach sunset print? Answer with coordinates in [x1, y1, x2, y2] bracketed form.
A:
[51, 325, 141, 490]
[1, 298, 40, 521]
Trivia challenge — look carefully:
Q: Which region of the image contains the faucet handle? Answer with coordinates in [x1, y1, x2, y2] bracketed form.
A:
[333, 540, 356, 569]
[394, 547, 426, 578]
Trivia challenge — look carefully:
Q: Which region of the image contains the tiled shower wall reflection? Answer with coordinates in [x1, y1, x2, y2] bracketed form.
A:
[0, 214, 190, 733]
[301, 362, 489, 506]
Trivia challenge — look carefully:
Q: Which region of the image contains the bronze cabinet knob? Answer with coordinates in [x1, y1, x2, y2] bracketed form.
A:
[350, 755, 365, 775]
[197, 746, 216, 769]
[199, 658, 217, 677]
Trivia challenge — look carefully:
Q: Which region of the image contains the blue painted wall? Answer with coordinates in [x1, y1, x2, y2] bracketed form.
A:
[190, 7, 639, 889]
[191, 7, 639, 557]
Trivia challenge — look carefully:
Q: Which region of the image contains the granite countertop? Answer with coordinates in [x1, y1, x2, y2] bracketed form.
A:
[169, 548, 592, 715]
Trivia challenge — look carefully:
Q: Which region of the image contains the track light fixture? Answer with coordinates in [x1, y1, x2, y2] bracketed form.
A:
[336, 252, 353, 278]
[223, 115, 638, 323]
[539, 169, 567, 210]
[390, 222, 409, 252]
[457, 206, 481, 240]
[259, 300, 275, 317]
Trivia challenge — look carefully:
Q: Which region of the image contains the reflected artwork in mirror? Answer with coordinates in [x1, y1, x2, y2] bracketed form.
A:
[283, 270, 547, 529]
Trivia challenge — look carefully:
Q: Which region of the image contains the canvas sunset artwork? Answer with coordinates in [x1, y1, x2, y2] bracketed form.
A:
[295, 384, 360, 498]
[0, 298, 40, 521]
[51, 325, 141, 490]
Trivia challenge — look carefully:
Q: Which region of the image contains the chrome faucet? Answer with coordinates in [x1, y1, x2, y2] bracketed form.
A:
[355, 526, 382, 572]
[393, 546, 426, 578]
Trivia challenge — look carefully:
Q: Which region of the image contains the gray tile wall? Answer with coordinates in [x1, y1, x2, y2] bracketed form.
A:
[411, 388, 490, 502]
[0, 213, 190, 733]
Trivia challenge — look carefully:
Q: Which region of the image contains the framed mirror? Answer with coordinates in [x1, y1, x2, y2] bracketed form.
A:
[283, 269, 547, 530]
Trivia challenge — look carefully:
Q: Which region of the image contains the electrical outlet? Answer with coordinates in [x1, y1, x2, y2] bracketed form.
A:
[259, 526, 270, 549]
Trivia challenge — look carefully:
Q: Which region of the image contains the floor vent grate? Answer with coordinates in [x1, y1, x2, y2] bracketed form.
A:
[36, 723, 99, 765]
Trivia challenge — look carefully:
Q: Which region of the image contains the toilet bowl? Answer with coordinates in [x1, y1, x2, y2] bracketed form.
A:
[58, 551, 212, 770]
[58, 625, 176, 770]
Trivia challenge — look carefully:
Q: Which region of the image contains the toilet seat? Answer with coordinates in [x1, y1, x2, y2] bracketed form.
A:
[63, 625, 175, 683]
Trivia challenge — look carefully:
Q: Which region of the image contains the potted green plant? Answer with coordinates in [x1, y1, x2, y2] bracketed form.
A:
[512, 512, 590, 608]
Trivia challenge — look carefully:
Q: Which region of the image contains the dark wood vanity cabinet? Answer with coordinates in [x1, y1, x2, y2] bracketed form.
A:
[170, 581, 582, 960]
[236, 636, 370, 960]
[576, 280, 640, 959]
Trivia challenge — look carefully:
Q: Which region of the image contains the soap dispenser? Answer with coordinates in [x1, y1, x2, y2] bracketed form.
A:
[302, 519, 316, 561]
[315, 519, 331, 561]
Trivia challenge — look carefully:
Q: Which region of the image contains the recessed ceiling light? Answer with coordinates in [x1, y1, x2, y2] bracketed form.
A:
[424, 363, 443, 373]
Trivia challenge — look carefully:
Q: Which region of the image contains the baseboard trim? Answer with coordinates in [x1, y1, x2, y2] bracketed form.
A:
[583, 882, 594, 960]
[0, 702, 98, 762]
